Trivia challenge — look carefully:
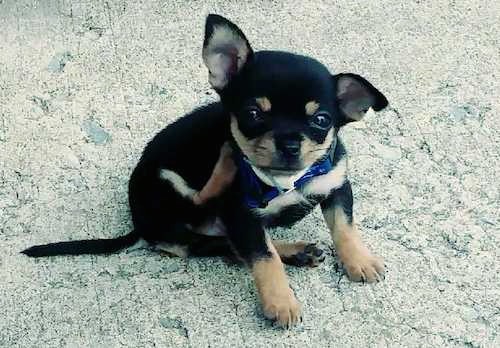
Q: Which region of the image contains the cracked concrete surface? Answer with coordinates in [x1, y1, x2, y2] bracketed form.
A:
[1, 0, 499, 347]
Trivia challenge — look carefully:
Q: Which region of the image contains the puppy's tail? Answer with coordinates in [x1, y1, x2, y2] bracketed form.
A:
[21, 230, 140, 257]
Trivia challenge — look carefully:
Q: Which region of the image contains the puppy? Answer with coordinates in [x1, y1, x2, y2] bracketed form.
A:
[22, 14, 389, 327]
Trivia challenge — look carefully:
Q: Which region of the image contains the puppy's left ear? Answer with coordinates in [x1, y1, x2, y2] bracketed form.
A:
[202, 14, 253, 90]
[333, 73, 388, 123]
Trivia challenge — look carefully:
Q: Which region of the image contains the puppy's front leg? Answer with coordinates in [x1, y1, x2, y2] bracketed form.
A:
[253, 238, 301, 327]
[321, 180, 384, 283]
[221, 203, 301, 327]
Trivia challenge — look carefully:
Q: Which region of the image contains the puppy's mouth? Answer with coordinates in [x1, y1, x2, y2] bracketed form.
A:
[258, 165, 306, 176]
[251, 155, 309, 175]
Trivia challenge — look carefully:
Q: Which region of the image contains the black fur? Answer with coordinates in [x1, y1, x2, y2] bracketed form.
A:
[321, 181, 355, 226]
[21, 230, 140, 257]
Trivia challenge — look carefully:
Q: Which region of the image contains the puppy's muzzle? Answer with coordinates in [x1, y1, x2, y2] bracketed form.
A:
[276, 138, 301, 158]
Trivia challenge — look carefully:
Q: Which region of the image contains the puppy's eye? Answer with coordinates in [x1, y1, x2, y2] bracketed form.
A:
[247, 106, 264, 122]
[311, 111, 332, 129]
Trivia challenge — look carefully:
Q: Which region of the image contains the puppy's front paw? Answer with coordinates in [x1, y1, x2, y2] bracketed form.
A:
[262, 287, 302, 328]
[338, 240, 384, 283]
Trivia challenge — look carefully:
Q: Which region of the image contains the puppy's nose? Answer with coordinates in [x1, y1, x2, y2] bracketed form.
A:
[284, 141, 301, 156]
[278, 139, 301, 157]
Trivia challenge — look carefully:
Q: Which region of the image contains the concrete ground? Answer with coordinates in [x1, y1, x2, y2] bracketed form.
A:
[1, 0, 499, 347]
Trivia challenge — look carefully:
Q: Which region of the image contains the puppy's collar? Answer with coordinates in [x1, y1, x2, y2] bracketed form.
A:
[234, 150, 334, 209]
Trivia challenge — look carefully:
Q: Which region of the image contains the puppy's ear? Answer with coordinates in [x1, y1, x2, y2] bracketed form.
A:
[333, 73, 388, 123]
[203, 14, 253, 90]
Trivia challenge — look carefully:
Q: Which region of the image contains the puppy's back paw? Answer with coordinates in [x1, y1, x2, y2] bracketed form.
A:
[284, 243, 325, 267]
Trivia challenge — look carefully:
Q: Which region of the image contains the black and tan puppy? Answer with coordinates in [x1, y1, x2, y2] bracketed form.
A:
[23, 14, 388, 327]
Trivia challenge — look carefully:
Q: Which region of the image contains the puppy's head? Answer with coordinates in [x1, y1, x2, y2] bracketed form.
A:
[203, 14, 388, 176]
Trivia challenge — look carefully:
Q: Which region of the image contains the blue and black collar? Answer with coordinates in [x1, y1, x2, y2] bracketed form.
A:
[233, 141, 336, 209]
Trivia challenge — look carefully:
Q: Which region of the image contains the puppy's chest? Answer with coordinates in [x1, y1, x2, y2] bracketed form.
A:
[254, 159, 347, 226]
[255, 190, 317, 227]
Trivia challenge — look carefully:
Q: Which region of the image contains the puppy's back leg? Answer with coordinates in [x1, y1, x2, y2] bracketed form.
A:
[159, 142, 237, 206]
[273, 240, 325, 267]
[193, 142, 237, 205]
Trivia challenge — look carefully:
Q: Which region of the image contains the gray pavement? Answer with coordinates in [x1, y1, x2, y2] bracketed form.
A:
[1, 1, 499, 347]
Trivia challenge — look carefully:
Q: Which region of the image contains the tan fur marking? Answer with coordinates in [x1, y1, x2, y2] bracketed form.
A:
[256, 97, 272, 112]
[273, 240, 324, 267]
[322, 206, 384, 283]
[273, 240, 310, 258]
[230, 115, 275, 167]
[159, 169, 197, 199]
[305, 101, 320, 116]
[193, 142, 237, 205]
[301, 128, 335, 167]
[252, 239, 301, 327]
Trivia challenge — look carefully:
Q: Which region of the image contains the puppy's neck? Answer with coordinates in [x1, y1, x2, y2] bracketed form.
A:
[250, 165, 308, 191]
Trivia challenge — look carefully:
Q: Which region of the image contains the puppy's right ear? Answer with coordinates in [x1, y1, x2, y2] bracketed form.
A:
[202, 14, 253, 90]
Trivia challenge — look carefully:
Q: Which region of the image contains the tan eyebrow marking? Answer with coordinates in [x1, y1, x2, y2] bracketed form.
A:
[305, 101, 320, 116]
[256, 97, 272, 112]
